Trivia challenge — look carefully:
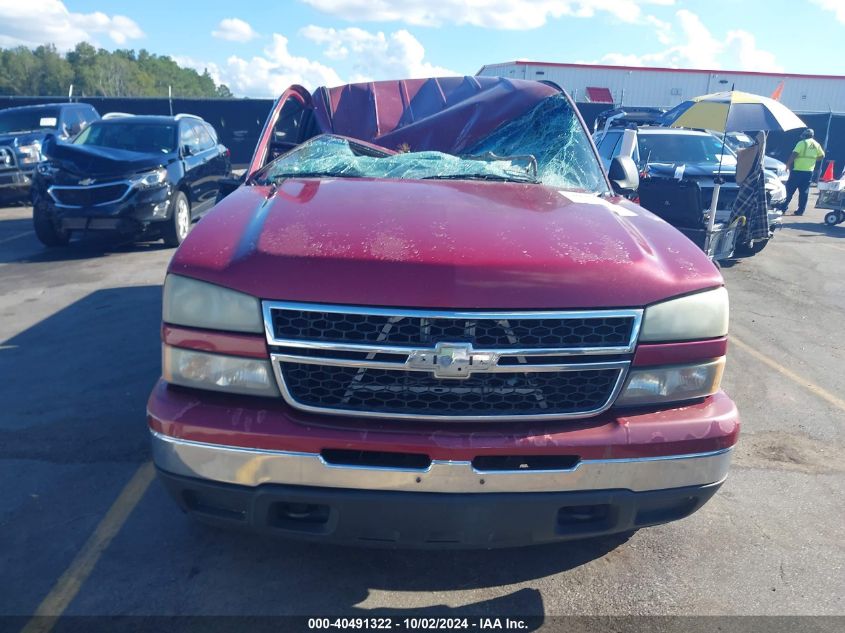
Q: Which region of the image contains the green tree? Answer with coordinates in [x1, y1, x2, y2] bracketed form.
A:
[0, 42, 233, 98]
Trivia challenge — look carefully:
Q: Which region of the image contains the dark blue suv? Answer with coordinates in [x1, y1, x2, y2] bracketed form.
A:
[0, 103, 100, 202]
[31, 114, 231, 247]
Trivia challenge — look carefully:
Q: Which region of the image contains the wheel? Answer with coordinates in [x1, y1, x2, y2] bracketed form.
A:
[32, 204, 70, 247]
[162, 191, 191, 247]
[824, 211, 841, 226]
[734, 234, 770, 257]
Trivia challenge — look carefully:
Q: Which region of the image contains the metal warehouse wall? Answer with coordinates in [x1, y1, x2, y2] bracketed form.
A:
[481, 62, 845, 113]
[0, 96, 275, 165]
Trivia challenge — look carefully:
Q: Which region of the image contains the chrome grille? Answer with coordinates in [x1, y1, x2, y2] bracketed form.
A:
[271, 308, 635, 349]
[282, 364, 621, 417]
[264, 302, 642, 421]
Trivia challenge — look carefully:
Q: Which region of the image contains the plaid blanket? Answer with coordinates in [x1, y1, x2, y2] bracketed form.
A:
[730, 168, 769, 241]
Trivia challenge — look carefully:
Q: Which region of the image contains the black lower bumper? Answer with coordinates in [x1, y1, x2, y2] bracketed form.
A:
[157, 469, 722, 549]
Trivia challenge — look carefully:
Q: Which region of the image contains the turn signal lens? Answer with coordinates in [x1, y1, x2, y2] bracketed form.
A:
[163, 345, 278, 397]
[616, 357, 725, 407]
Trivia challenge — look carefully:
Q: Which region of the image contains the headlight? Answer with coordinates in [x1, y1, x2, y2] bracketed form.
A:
[130, 167, 167, 188]
[639, 287, 728, 343]
[616, 358, 725, 406]
[163, 275, 263, 333]
[17, 141, 41, 164]
[163, 345, 278, 397]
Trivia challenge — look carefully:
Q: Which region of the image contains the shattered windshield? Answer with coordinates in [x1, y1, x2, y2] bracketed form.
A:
[256, 94, 609, 193]
[468, 93, 609, 193]
[257, 135, 539, 184]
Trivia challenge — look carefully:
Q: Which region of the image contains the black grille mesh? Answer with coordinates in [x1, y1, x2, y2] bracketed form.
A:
[52, 184, 128, 207]
[272, 310, 634, 349]
[281, 363, 620, 417]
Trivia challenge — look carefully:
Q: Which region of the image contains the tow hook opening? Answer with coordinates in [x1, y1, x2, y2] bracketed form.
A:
[269, 502, 331, 531]
[472, 455, 581, 472]
[556, 504, 614, 534]
[320, 449, 431, 470]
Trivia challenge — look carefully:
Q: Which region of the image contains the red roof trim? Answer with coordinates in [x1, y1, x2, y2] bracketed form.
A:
[478, 61, 845, 82]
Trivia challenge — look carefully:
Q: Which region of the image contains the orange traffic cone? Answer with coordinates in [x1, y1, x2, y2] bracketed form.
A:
[821, 161, 835, 182]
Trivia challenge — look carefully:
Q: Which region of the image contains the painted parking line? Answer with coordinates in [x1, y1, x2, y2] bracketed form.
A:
[20, 461, 155, 633]
[731, 335, 845, 413]
[0, 231, 34, 245]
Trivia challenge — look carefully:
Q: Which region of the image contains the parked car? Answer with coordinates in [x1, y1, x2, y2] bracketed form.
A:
[0, 102, 99, 203]
[592, 106, 667, 133]
[31, 113, 230, 247]
[595, 126, 784, 255]
[148, 77, 739, 548]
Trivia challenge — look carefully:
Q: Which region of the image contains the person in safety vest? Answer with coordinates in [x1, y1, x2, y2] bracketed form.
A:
[778, 128, 825, 215]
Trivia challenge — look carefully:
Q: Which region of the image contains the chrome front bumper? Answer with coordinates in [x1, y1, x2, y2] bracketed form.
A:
[150, 430, 732, 495]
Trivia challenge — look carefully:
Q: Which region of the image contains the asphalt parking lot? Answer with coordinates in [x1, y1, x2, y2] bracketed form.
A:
[0, 199, 843, 629]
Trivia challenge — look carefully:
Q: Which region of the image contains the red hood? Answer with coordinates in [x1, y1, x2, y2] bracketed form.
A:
[169, 178, 722, 309]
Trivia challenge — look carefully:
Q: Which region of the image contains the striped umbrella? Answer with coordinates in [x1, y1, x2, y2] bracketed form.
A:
[662, 90, 805, 133]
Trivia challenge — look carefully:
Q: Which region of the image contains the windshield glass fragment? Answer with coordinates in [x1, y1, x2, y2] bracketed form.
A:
[258, 135, 539, 184]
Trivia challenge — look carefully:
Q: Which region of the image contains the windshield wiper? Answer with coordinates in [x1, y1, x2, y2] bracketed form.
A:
[421, 173, 538, 183]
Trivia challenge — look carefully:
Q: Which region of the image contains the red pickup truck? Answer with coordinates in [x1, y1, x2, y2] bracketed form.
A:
[147, 77, 738, 548]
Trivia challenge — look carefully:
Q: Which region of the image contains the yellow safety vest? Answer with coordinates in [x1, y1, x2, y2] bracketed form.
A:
[792, 139, 824, 172]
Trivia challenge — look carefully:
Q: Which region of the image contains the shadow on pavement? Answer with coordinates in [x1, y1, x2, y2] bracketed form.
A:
[0, 233, 173, 265]
[780, 221, 845, 238]
[0, 285, 162, 462]
[101, 506, 632, 619]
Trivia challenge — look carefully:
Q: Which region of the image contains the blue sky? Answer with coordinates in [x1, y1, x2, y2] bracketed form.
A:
[2, 0, 844, 97]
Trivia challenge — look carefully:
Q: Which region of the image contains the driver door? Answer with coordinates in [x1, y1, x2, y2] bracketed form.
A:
[247, 86, 314, 179]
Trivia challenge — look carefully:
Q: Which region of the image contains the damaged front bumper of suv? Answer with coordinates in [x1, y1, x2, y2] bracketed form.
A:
[36, 177, 173, 235]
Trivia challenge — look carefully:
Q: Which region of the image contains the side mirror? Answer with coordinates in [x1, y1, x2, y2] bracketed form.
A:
[608, 155, 640, 196]
[216, 175, 244, 203]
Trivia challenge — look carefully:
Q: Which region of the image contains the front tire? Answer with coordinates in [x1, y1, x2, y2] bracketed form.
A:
[162, 191, 191, 247]
[33, 204, 70, 247]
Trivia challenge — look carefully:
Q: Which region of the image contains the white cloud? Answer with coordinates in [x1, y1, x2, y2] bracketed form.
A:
[300, 26, 457, 82]
[811, 0, 845, 24]
[191, 34, 342, 98]
[0, 0, 143, 49]
[301, 0, 675, 30]
[212, 17, 259, 43]
[170, 55, 225, 85]
[598, 9, 783, 72]
[180, 26, 457, 97]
